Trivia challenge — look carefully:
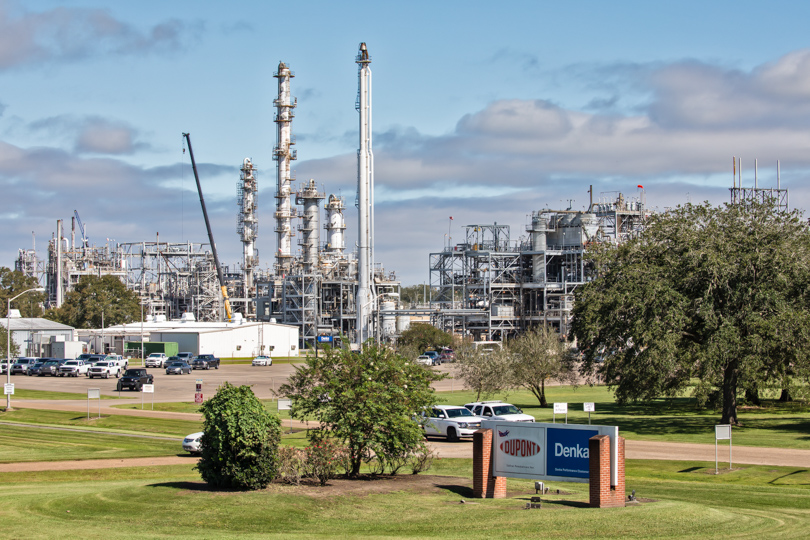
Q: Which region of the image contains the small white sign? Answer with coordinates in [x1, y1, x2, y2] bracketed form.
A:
[87, 388, 100, 399]
[584, 402, 595, 412]
[278, 398, 292, 411]
[142, 384, 155, 394]
[715, 424, 731, 440]
[4, 383, 14, 395]
[553, 402, 568, 414]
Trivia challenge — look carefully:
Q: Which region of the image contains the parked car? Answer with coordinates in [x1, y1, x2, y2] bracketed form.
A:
[192, 354, 220, 370]
[176, 352, 194, 362]
[438, 350, 456, 363]
[415, 355, 434, 366]
[0, 359, 10, 375]
[422, 351, 440, 364]
[26, 361, 46, 376]
[11, 357, 39, 375]
[464, 400, 536, 422]
[421, 405, 484, 441]
[88, 361, 122, 379]
[183, 432, 204, 454]
[116, 368, 154, 391]
[165, 361, 192, 375]
[58, 360, 90, 377]
[145, 353, 168, 368]
[105, 354, 128, 369]
[252, 355, 272, 366]
[36, 358, 65, 376]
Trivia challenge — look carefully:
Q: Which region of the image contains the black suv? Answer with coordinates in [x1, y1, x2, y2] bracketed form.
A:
[116, 368, 154, 391]
[192, 354, 220, 370]
[36, 358, 65, 376]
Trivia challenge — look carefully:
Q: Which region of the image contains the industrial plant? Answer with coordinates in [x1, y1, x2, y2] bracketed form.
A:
[11, 43, 790, 351]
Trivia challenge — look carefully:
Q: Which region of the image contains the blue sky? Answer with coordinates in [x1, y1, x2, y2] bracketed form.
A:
[3, 0, 810, 285]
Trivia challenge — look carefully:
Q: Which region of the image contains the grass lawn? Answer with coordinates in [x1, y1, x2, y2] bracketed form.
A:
[437, 386, 810, 449]
[0, 459, 808, 539]
[0, 408, 202, 439]
[7, 388, 122, 400]
[111, 398, 295, 418]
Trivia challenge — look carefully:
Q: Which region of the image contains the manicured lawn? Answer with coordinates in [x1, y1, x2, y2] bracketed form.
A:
[437, 386, 810, 449]
[7, 388, 122, 400]
[0, 459, 807, 539]
[0, 408, 201, 438]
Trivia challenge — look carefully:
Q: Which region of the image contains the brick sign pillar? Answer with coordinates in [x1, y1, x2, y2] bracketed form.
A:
[473, 429, 507, 498]
[589, 434, 626, 508]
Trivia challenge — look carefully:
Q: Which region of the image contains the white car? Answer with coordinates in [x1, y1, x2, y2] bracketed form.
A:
[88, 361, 121, 379]
[183, 432, 204, 454]
[252, 355, 272, 366]
[415, 355, 433, 366]
[145, 353, 168, 368]
[58, 360, 90, 377]
[422, 405, 484, 441]
[464, 401, 536, 422]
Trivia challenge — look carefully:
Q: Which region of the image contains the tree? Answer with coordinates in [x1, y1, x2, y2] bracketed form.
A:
[508, 326, 577, 407]
[43, 275, 141, 329]
[279, 344, 442, 477]
[397, 323, 452, 353]
[0, 327, 19, 359]
[452, 341, 511, 401]
[0, 267, 45, 318]
[196, 382, 281, 490]
[571, 200, 810, 425]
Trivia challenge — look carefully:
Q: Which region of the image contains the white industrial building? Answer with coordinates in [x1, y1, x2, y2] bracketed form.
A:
[1, 313, 79, 358]
[78, 313, 299, 359]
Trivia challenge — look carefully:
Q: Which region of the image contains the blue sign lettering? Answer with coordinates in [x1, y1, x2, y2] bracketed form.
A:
[546, 427, 597, 479]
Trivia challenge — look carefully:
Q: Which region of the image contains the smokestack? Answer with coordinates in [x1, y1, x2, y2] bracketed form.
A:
[355, 42, 375, 346]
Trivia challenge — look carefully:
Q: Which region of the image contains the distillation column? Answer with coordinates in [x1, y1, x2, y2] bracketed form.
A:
[273, 62, 297, 275]
[296, 179, 324, 274]
[238, 158, 259, 306]
[324, 194, 346, 253]
[355, 42, 375, 346]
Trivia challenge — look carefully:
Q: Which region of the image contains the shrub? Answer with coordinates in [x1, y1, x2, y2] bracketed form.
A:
[276, 446, 306, 485]
[305, 439, 341, 485]
[408, 443, 436, 475]
[196, 382, 281, 490]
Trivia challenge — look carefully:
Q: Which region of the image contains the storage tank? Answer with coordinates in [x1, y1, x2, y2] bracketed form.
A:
[381, 300, 396, 337]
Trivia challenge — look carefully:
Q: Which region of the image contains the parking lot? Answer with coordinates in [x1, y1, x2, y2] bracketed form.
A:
[9, 362, 461, 402]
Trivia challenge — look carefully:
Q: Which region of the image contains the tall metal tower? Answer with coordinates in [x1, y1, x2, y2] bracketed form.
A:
[237, 157, 258, 304]
[273, 62, 297, 275]
[296, 179, 325, 274]
[355, 42, 375, 346]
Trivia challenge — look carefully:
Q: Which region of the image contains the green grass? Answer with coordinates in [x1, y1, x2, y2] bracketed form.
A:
[0, 408, 201, 438]
[437, 386, 810, 449]
[111, 398, 295, 418]
[0, 459, 808, 539]
[6, 388, 121, 400]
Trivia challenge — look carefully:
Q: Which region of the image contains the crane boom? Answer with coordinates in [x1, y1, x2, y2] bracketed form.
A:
[182, 132, 233, 322]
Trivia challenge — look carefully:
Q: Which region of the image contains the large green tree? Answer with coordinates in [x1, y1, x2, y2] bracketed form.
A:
[571, 200, 810, 424]
[452, 341, 511, 401]
[508, 326, 577, 407]
[279, 344, 441, 477]
[44, 275, 141, 329]
[0, 267, 45, 318]
[397, 323, 452, 352]
[197, 382, 281, 490]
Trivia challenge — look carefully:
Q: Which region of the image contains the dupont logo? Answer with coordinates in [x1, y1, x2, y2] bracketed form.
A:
[500, 439, 541, 457]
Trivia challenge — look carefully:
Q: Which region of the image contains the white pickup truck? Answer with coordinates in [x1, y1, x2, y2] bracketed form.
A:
[58, 360, 90, 377]
[145, 353, 168, 368]
[88, 360, 122, 379]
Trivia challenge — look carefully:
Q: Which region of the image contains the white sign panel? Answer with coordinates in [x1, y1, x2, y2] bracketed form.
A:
[584, 402, 595, 412]
[485, 421, 619, 484]
[87, 388, 100, 399]
[142, 384, 155, 394]
[278, 398, 292, 411]
[4, 383, 13, 395]
[715, 424, 731, 440]
[553, 402, 568, 414]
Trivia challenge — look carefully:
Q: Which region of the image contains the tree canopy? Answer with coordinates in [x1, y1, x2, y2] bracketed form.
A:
[44, 275, 142, 329]
[397, 323, 452, 353]
[0, 267, 45, 318]
[279, 344, 442, 477]
[508, 326, 577, 407]
[571, 200, 810, 424]
[452, 341, 511, 401]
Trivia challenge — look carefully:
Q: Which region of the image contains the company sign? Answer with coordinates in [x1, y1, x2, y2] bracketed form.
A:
[484, 421, 618, 484]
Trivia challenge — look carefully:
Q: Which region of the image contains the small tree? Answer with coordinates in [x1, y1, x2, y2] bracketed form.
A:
[452, 341, 511, 401]
[279, 344, 442, 477]
[397, 323, 452, 352]
[0, 267, 45, 319]
[508, 326, 577, 407]
[196, 382, 281, 490]
[43, 274, 141, 329]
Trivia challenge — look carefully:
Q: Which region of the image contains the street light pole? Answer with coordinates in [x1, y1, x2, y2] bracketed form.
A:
[6, 287, 45, 410]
